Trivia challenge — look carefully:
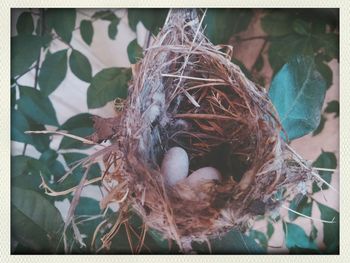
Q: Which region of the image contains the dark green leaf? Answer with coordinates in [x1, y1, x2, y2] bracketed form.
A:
[11, 155, 50, 192]
[292, 19, 311, 36]
[318, 33, 339, 60]
[92, 10, 117, 22]
[249, 230, 268, 248]
[108, 19, 118, 40]
[62, 152, 101, 181]
[268, 34, 313, 73]
[11, 187, 64, 252]
[310, 224, 318, 241]
[324, 100, 339, 118]
[38, 49, 68, 95]
[193, 230, 265, 254]
[17, 86, 58, 126]
[261, 11, 293, 36]
[11, 109, 32, 144]
[267, 222, 274, 239]
[69, 197, 104, 253]
[59, 113, 95, 149]
[317, 202, 339, 253]
[283, 222, 318, 251]
[269, 56, 327, 141]
[312, 151, 337, 193]
[46, 9, 76, 43]
[315, 60, 333, 90]
[127, 39, 143, 64]
[69, 49, 92, 82]
[16, 12, 34, 35]
[204, 9, 253, 45]
[312, 114, 326, 136]
[39, 149, 58, 165]
[288, 194, 312, 221]
[87, 68, 131, 109]
[128, 9, 168, 35]
[11, 86, 16, 109]
[80, 20, 93, 45]
[11, 35, 42, 77]
[26, 116, 51, 152]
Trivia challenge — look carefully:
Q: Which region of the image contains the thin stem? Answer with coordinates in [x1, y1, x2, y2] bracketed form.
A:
[22, 143, 27, 155]
[281, 204, 336, 224]
[237, 35, 269, 42]
[14, 65, 37, 82]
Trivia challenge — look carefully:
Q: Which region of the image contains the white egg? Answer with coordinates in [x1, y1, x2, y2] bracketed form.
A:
[186, 167, 222, 187]
[161, 147, 189, 186]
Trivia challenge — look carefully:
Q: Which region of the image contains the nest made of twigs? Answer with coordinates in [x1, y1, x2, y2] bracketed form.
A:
[88, 9, 316, 252]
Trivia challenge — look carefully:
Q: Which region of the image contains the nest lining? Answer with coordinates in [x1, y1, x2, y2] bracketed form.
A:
[89, 9, 315, 252]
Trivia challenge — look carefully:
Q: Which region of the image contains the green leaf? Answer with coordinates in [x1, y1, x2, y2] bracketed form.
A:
[62, 152, 101, 181]
[11, 187, 64, 252]
[324, 100, 339, 118]
[11, 35, 42, 77]
[288, 194, 312, 221]
[11, 86, 16, 109]
[108, 19, 118, 40]
[312, 114, 326, 136]
[128, 9, 168, 35]
[267, 222, 274, 239]
[26, 116, 51, 152]
[38, 49, 68, 95]
[39, 149, 58, 165]
[204, 9, 253, 44]
[193, 230, 266, 254]
[310, 224, 318, 241]
[312, 151, 337, 193]
[46, 8, 76, 43]
[269, 56, 327, 141]
[59, 113, 95, 149]
[80, 20, 93, 45]
[318, 33, 339, 60]
[315, 60, 333, 90]
[11, 155, 49, 192]
[87, 68, 131, 109]
[261, 11, 293, 36]
[92, 10, 117, 21]
[317, 202, 339, 253]
[292, 19, 311, 36]
[16, 12, 34, 35]
[268, 34, 313, 73]
[11, 109, 32, 144]
[17, 86, 58, 126]
[69, 50, 92, 82]
[249, 230, 268, 248]
[127, 39, 143, 64]
[283, 222, 318, 252]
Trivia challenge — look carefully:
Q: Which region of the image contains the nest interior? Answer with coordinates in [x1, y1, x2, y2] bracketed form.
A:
[90, 9, 313, 251]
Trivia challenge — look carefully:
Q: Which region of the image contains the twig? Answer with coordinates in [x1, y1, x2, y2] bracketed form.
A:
[281, 204, 336, 224]
[313, 167, 337, 172]
[39, 173, 102, 196]
[25, 130, 98, 145]
[237, 35, 269, 42]
[14, 65, 37, 81]
[162, 73, 225, 83]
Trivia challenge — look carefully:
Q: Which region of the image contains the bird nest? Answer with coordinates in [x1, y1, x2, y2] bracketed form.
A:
[86, 9, 318, 252]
